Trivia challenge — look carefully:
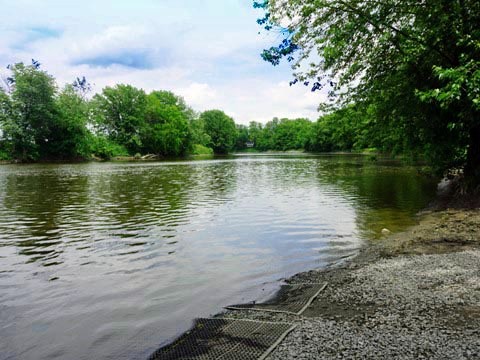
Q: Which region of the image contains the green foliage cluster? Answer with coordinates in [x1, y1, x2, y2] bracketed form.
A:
[0, 61, 383, 160]
[90, 135, 129, 160]
[307, 106, 366, 153]
[0, 60, 411, 162]
[232, 119, 309, 152]
[92, 87, 194, 157]
[251, 118, 313, 151]
[192, 144, 214, 155]
[1, 56, 461, 163]
[0, 62, 237, 160]
[201, 110, 237, 154]
[0, 63, 87, 162]
[259, 0, 480, 184]
[234, 110, 377, 154]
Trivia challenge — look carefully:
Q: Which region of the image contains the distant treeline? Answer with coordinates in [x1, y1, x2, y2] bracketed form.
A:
[0, 61, 404, 162]
[232, 104, 414, 156]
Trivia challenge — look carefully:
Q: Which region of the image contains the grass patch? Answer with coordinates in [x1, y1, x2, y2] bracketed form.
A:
[192, 144, 213, 155]
[91, 136, 129, 160]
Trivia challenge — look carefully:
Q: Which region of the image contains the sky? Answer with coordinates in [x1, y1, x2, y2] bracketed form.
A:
[0, 0, 327, 124]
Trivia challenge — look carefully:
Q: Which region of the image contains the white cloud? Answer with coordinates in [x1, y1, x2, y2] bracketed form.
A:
[0, 0, 326, 124]
[176, 79, 325, 124]
[69, 25, 150, 57]
[177, 83, 218, 109]
[209, 80, 326, 124]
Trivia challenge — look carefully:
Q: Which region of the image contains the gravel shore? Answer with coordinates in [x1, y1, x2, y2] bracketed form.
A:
[221, 209, 480, 359]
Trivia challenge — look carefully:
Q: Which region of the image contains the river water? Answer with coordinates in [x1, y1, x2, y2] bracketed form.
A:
[0, 154, 437, 359]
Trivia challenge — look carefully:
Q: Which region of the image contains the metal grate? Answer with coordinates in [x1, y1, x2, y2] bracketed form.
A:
[225, 283, 327, 315]
[149, 318, 296, 360]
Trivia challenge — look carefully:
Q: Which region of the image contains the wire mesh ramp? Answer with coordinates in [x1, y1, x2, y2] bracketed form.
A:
[225, 282, 327, 315]
[148, 318, 296, 360]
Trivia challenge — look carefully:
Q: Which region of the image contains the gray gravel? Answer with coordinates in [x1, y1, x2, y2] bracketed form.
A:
[222, 250, 480, 359]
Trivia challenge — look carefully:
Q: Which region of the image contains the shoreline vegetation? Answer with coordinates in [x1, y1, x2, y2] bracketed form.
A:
[2, 60, 478, 195]
[155, 183, 480, 359]
[0, 61, 444, 179]
[0, 149, 415, 165]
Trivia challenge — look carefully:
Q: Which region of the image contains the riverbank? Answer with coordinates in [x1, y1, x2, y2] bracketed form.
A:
[216, 206, 480, 358]
[0, 150, 412, 165]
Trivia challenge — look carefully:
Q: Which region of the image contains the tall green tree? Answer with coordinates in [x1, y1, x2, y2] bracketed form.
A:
[256, 117, 278, 150]
[0, 63, 94, 161]
[53, 85, 92, 159]
[235, 124, 250, 150]
[146, 90, 196, 122]
[92, 84, 147, 155]
[141, 91, 192, 156]
[1, 62, 57, 161]
[190, 118, 211, 147]
[0, 89, 15, 159]
[248, 121, 263, 147]
[201, 110, 237, 154]
[306, 105, 373, 153]
[273, 118, 312, 150]
[258, 0, 480, 184]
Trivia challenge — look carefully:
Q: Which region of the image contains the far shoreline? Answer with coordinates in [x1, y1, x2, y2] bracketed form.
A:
[0, 149, 425, 166]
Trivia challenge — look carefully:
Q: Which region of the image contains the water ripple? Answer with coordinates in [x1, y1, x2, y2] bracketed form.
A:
[0, 156, 437, 360]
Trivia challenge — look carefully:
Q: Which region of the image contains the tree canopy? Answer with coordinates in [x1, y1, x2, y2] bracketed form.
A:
[257, 0, 480, 184]
[0, 61, 380, 161]
[0, 62, 91, 161]
[201, 110, 237, 154]
[2, 54, 463, 163]
[92, 84, 147, 155]
[142, 91, 192, 156]
[0, 62, 213, 161]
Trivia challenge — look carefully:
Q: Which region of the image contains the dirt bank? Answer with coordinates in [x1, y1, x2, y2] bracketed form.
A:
[380, 209, 480, 256]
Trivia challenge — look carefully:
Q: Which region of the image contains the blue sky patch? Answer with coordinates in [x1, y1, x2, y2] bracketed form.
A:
[13, 26, 63, 50]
